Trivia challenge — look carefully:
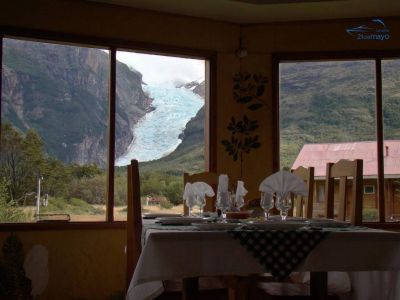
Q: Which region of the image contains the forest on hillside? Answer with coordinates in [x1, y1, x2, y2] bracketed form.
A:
[0, 123, 184, 222]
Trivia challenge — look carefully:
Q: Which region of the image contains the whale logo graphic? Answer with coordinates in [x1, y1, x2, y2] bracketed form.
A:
[346, 19, 390, 40]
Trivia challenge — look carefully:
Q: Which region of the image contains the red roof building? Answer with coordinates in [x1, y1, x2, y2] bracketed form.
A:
[291, 140, 400, 219]
[292, 140, 400, 179]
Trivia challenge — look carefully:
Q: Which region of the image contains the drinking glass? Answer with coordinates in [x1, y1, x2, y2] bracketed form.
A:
[260, 192, 274, 220]
[196, 195, 206, 217]
[275, 193, 293, 221]
[235, 194, 245, 211]
[216, 191, 231, 222]
[185, 195, 196, 217]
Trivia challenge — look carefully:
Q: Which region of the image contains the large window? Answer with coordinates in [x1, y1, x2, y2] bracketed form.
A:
[0, 34, 210, 224]
[276, 54, 400, 223]
[114, 50, 206, 220]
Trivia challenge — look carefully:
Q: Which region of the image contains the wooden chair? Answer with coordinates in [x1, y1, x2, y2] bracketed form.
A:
[126, 159, 142, 292]
[324, 159, 363, 226]
[183, 171, 219, 216]
[289, 166, 315, 218]
[249, 165, 347, 300]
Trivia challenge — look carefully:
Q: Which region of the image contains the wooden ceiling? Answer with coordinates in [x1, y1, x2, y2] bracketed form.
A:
[87, 0, 400, 23]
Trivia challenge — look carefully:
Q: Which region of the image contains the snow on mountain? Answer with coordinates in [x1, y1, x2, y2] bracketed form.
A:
[115, 85, 204, 165]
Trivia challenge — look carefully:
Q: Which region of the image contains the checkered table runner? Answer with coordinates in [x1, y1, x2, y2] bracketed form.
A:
[228, 230, 329, 280]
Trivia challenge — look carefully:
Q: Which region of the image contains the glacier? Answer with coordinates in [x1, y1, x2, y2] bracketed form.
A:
[115, 85, 204, 166]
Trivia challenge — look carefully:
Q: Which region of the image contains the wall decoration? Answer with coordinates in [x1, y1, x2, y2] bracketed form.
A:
[24, 245, 49, 297]
[0, 234, 48, 299]
[222, 72, 268, 177]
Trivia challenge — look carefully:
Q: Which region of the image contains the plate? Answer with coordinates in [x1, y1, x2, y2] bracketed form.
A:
[243, 220, 307, 230]
[157, 217, 204, 225]
[192, 222, 241, 231]
[143, 213, 182, 219]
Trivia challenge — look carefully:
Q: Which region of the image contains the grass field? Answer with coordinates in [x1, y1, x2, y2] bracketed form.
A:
[21, 203, 185, 222]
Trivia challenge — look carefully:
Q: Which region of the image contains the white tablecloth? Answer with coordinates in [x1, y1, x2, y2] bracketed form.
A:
[126, 226, 400, 300]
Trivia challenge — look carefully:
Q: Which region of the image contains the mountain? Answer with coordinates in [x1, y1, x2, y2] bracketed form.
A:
[1, 39, 151, 167]
[279, 60, 400, 168]
[140, 81, 205, 174]
[145, 59, 400, 173]
[177, 80, 205, 98]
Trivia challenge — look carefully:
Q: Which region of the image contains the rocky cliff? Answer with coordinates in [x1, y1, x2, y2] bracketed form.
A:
[2, 38, 151, 167]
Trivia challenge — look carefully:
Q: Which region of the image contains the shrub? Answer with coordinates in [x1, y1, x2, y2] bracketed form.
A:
[162, 181, 183, 206]
[159, 198, 173, 209]
[0, 180, 26, 223]
[41, 197, 104, 215]
[363, 208, 378, 221]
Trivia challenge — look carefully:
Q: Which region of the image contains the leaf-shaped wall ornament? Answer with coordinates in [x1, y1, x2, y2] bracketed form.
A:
[222, 72, 267, 177]
[232, 72, 268, 110]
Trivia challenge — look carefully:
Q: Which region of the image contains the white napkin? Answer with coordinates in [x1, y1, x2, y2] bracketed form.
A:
[259, 170, 307, 198]
[183, 182, 196, 206]
[217, 174, 229, 194]
[235, 181, 247, 208]
[191, 182, 215, 198]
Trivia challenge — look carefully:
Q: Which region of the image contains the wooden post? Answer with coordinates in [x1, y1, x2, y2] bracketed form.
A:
[325, 163, 334, 218]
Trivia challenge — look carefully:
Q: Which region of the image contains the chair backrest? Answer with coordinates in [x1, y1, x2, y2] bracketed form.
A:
[324, 159, 363, 226]
[183, 171, 219, 215]
[290, 166, 315, 218]
[126, 159, 142, 291]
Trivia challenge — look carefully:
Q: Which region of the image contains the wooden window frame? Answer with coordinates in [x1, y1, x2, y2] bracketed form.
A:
[272, 50, 400, 225]
[0, 26, 217, 230]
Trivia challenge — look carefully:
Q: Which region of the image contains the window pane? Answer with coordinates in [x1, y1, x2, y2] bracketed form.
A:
[382, 59, 400, 222]
[279, 60, 377, 220]
[114, 51, 206, 220]
[1, 38, 109, 222]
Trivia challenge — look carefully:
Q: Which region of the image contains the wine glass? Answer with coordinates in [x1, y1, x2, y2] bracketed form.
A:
[260, 192, 274, 220]
[216, 191, 231, 223]
[185, 195, 196, 217]
[275, 193, 293, 221]
[196, 195, 206, 217]
[235, 194, 245, 211]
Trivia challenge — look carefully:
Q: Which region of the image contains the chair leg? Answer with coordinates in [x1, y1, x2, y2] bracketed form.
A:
[182, 277, 199, 300]
[310, 272, 328, 300]
[225, 275, 250, 300]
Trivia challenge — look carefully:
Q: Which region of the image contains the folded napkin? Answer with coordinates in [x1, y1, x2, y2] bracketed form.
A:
[235, 180, 247, 208]
[191, 181, 215, 198]
[217, 174, 229, 194]
[259, 170, 307, 198]
[183, 183, 196, 206]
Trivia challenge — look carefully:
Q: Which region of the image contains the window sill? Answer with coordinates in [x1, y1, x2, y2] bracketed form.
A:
[0, 221, 127, 231]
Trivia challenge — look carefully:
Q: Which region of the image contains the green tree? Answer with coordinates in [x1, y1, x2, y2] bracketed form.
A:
[162, 181, 183, 206]
[0, 122, 26, 201]
[42, 157, 71, 198]
[0, 180, 26, 223]
[68, 163, 102, 179]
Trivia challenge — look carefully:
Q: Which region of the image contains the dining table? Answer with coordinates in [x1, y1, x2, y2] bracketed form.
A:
[126, 218, 400, 300]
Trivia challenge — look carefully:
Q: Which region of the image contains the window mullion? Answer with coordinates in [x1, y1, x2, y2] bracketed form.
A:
[375, 58, 385, 223]
[107, 48, 117, 222]
[0, 36, 3, 148]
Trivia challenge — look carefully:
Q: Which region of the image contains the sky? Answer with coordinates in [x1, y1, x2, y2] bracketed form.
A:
[116, 51, 205, 87]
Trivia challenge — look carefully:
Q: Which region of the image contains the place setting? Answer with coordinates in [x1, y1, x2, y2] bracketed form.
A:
[181, 174, 250, 230]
